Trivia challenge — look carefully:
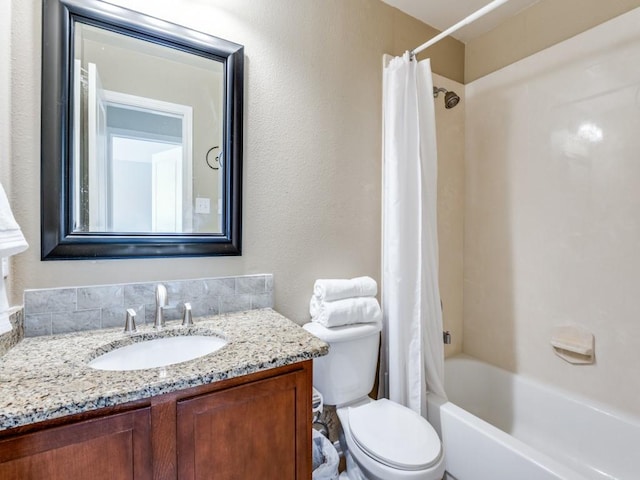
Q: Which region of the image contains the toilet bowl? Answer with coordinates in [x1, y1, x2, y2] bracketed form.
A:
[303, 321, 445, 480]
[337, 398, 444, 480]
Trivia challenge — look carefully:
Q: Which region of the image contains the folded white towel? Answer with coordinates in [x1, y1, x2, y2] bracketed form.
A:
[312, 296, 382, 328]
[313, 276, 377, 302]
[0, 183, 28, 258]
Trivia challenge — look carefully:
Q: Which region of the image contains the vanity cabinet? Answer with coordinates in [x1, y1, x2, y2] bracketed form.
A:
[0, 361, 312, 480]
[0, 408, 152, 480]
[177, 369, 309, 479]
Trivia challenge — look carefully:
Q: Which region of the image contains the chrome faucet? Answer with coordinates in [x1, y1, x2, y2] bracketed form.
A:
[154, 284, 168, 329]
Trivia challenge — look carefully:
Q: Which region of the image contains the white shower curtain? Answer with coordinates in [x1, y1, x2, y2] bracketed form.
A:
[380, 52, 446, 417]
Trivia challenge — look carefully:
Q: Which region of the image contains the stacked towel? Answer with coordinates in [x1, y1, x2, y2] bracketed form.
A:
[309, 276, 381, 328]
[313, 276, 377, 302]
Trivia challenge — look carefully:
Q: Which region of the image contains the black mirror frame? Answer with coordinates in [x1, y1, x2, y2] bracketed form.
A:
[41, 0, 243, 260]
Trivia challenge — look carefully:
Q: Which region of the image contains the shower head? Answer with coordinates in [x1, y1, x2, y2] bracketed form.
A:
[433, 86, 460, 109]
[444, 90, 460, 109]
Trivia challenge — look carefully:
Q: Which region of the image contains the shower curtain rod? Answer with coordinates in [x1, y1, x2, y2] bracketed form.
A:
[411, 0, 511, 57]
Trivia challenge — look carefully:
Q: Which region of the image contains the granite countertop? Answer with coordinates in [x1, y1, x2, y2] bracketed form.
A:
[0, 308, 328, 432]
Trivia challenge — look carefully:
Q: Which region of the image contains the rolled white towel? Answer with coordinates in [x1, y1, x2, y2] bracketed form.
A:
[309, 295, 321, 318]
[313, 276, 377, 303]
[312, 296, 382, 328]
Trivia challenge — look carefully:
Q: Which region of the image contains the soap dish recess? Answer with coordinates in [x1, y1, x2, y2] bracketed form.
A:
[550, 325, 594, 365]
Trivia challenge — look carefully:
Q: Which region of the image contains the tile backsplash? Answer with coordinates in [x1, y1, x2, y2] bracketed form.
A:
[23, 274, 274, 337]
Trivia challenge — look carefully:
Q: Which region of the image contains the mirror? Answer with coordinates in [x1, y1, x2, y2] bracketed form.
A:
[41, 0, 243, 259]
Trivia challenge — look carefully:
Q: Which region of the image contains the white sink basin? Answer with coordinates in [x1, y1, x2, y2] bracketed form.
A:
[88, 335, 228, 371]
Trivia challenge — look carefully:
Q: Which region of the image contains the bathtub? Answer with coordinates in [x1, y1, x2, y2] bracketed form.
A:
[426, 355, 640, 480]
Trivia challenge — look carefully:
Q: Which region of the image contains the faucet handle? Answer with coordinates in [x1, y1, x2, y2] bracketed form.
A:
[182, 302, 194, 326]
[124, 308, 137, 333]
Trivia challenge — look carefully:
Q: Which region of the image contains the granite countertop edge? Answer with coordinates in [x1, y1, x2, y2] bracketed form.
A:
[0, 308, 328, 432]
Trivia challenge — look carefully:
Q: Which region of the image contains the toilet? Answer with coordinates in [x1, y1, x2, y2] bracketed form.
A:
[304, 320, 445, 480]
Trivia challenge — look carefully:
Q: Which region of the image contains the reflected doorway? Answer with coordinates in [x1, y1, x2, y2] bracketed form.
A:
[110, 136, 183, 232]
[75, 62, 194, 233]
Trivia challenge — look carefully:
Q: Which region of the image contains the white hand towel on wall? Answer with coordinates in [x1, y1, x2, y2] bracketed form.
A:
[312, 297, 382, 328]
[0, 182, 28, 335]
[0, 183, 28, 257]
[313, 276, 377, 302]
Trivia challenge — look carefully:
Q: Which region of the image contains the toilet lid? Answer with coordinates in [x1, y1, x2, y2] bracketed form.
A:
[348, 399, 442, 471]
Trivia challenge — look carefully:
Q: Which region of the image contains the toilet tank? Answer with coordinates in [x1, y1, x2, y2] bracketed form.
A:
[303, 320, 382, 406]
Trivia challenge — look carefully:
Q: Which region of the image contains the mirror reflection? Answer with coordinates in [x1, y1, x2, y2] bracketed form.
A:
[72, 22, 224, 234]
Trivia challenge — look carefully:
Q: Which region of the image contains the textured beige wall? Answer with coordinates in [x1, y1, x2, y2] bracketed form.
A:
[464, 8, 640, 415]
[465, 0, 640, 83]
[5, 0, 464, 325]
[2, 0, 20, 303]
[432, 73, 464, 358]
[0, 3, 10, 191]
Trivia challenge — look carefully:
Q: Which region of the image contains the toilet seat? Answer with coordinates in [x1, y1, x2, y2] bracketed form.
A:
[348, 399, 442, 471]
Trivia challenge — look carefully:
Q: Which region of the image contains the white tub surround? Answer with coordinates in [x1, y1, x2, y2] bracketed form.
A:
[464, 5, 640, 415]
[428, 355, 640, 480]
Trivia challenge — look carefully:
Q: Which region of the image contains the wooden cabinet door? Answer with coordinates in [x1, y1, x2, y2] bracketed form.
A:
[0, 408, 152, 480]
[177, 368, 311, 480]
